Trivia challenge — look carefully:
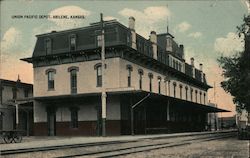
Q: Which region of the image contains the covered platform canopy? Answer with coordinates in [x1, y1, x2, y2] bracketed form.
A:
[109, 90, 230, 113]
[33, 90, 230, 113]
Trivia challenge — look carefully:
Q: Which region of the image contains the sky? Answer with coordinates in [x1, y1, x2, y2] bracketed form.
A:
[0, 0, 249, 117]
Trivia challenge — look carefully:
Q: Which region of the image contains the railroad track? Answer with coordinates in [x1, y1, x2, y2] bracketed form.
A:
[56, 132, 236, 158]
[0, 140, 138, 155]
[0, 130, 237, 158]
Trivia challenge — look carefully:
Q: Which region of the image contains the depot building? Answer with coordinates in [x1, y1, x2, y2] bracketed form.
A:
[22, 17, 228, 136]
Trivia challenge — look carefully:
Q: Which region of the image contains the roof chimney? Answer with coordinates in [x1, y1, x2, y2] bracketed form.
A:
[180, 44, 184, 59]
[199, 63, 204, 82]
[150, 31, 157, 60]
[128, 16, 135, 30]
[190, 57, 194, 66]
[129, 17, 137, 50]
[191, 58, 195, 78]
[199, 63, 203, 72]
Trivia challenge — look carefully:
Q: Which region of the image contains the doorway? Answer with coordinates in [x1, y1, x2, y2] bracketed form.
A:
[47, 110, 56, 136]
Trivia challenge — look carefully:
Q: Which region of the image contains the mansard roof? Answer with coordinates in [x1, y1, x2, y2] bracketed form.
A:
[21, 19, 211, 89]
[32, 20, 130, 58]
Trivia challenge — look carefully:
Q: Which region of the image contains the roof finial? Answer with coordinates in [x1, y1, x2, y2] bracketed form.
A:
[167, 4, 169, 33]
[17, 74, 21, 82]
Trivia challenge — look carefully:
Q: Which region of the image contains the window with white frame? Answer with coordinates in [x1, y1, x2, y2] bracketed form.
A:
[68, 66, 79, 94]
[46, 68, 56, 90]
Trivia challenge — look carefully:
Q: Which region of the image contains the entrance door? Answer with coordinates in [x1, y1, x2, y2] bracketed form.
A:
[134, 107, 146, 134]
[48, 111, 56, 136]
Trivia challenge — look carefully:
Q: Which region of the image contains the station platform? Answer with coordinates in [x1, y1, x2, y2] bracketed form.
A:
[0, 130, 236, 151]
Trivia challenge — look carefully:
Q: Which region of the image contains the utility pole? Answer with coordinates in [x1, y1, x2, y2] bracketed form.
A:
[100, 13, 107, 137]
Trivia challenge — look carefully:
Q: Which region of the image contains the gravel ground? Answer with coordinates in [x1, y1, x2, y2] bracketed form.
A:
[118, 137, 249, 158]
[0, 131, 244, 158]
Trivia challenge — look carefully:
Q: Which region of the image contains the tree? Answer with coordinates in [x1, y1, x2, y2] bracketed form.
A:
[218, 15, 250, 113]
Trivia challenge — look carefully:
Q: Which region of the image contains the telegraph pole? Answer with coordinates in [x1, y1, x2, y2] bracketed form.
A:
[100, 13, 107, 137]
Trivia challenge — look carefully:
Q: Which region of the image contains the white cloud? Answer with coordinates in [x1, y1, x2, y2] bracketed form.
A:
[119, 6, 171, 37]
[214, 32, 244, 55]
[19, 0, 33, 3]
[241, 0, 250, 12]
[188, 32, 202, 38]
[119, 6, 170, 24]
[104, 16, 119, 21]
[49, 6, 91, 29]
[0, 27, 21, 52]
[176, 21, 191, 33]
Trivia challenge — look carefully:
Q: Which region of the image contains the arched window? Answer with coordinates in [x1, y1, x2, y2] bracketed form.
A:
[195, 90, 198, 103]
[94, 63, 102, 87]
[204, 93, 206, 104]
[185, 86, 188, 100]
[158, 76, 161, 94]
[190, 88, 193, 101]
[173, 82, 177, 97]
[126, 65, 133, 87]
[148, 73, 153, 92]
[48, 71, 55, 90]
[138, 69, 144, 90]
[179, 84, 183, 99]
[200, 91, 202, 104]
[68, 66, 79, 94]
[46, 68, 56, 90]
[164, 77, 170, 96]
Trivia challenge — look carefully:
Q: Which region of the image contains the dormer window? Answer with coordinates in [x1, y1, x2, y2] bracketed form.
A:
[45, 38, 52, 54]
[69, 34, 76, 51]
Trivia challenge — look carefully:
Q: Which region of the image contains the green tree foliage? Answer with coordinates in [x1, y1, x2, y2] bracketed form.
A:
[218, 15, 250, 112]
